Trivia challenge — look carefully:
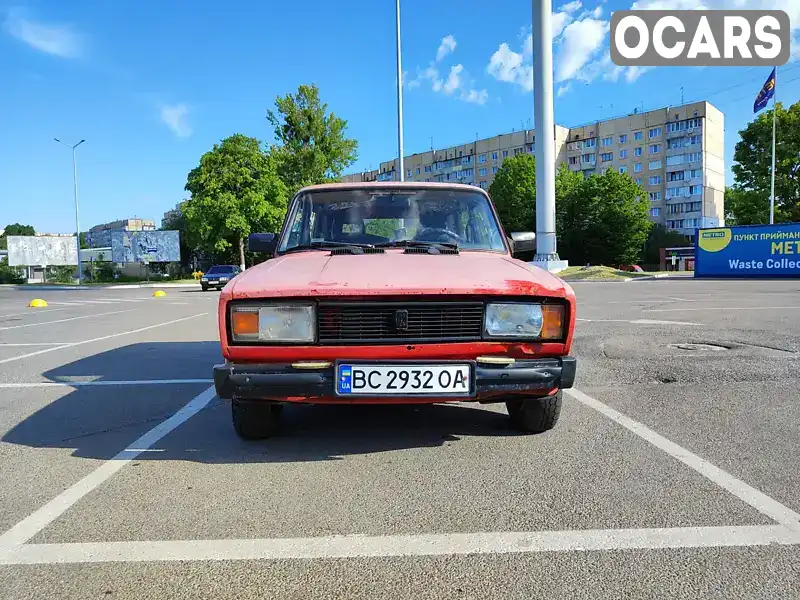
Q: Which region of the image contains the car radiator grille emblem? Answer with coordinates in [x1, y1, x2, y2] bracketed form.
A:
[394, 309, 409, 332]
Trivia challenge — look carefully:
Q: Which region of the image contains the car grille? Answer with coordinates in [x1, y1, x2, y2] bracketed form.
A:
[317, 301, 484, 344]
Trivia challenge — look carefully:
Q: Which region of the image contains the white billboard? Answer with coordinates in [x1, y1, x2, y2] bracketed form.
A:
[7, 236, 78, 266]
[111, 230, 180, 263]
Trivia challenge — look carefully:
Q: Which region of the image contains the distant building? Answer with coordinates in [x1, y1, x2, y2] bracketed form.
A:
[85, 218, 156, 248]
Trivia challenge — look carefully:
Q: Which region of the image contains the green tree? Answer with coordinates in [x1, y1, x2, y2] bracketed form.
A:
[642, 224, 690, 267]
[556, 169, 651, 265]
[266, 84, 359, 193]
[731, 101, 800, 223]
[161, 201, 196, 268]
[487, 153, 536, 233]
[0, 223, 35, 249]
[184, 134, 288, 270]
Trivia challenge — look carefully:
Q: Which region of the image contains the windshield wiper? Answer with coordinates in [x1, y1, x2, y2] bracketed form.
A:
[374, 240, 459, 250]
[281, 241, 375, 255]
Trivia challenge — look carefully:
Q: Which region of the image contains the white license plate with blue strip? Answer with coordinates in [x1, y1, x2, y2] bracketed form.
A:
[336, 363, 472, 396]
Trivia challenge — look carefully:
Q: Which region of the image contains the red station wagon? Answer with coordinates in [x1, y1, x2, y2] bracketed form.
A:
[213, 183, 577, 439]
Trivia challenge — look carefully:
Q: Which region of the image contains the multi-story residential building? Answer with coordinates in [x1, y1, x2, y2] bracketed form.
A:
[85, 218, 157, 248]
[344, 101, 724, 241]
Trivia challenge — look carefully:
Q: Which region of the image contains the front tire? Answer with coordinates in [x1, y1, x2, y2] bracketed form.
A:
[201, 284, 208, 292]
[231, 399, 283, 440]
[506, 392, 562, 434]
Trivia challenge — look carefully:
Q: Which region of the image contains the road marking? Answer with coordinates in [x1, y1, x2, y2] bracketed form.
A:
[578, 318, 702, 326]
[0, 313, 208, 365]
[0, 386, 216, 549]
[647, 306, 800, 313]
[0, 343, 71, 347]
[0, 308, 71, 319]
[0, 379, 213, 388]
[0, 309, 135, 331]
[0, 525, 798, 565]
[566, 388, 800, 531]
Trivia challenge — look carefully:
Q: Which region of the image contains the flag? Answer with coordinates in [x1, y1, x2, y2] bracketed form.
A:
[754, 68, 776, 114]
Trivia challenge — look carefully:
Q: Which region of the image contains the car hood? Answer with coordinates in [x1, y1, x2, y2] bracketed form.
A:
[229, 251, 569, 298]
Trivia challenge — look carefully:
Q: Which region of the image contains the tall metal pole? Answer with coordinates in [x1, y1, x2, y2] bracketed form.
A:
[395, 0, 405, 182]
[72, 146, 82, 285]
[769, 66, 778, 225]
[532, 0, 562, 268]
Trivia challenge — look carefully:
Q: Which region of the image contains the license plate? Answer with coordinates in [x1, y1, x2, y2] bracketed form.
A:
[336, 363, 473, 396]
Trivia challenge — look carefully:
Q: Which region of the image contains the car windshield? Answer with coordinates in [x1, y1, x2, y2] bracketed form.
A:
[278, 188, 507, 253]
[206, 266, 237, 274]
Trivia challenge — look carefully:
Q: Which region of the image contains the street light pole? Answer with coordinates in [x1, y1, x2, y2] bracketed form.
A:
[55, 138, 85, 285]
[395, 0, 405, 182]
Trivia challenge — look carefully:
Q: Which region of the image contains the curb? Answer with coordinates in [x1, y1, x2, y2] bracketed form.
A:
[106, 283, 198, 289]
[2, 283, 199, 290]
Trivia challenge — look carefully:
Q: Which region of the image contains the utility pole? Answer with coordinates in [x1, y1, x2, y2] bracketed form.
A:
[531, 0, 567, 272]
[395, 0, 405, 182]
[54, 138, 86, 285]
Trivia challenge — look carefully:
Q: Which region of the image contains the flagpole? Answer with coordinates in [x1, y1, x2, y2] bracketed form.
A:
[769, 65, 777, 225]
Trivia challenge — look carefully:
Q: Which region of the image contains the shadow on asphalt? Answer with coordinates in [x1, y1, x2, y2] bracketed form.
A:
[2, 341, 519, 462]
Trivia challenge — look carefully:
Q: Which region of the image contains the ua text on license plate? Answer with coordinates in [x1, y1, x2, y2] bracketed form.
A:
[336, 364, 473, 396]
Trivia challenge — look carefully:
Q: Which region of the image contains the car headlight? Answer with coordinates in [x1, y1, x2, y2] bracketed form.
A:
[201, 277, 208, 281]
[219, 277, 229, 282]
[484, 303, 565, 340]
[230, 304, 315, 343]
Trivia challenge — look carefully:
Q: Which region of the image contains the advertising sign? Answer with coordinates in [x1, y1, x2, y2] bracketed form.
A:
[111, 230, 180, 263]
[7, 236, 78, 266]
[694, 223, 800, 277]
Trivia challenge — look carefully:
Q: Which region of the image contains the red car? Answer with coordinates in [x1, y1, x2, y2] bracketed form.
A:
[213, 183, 577, 439]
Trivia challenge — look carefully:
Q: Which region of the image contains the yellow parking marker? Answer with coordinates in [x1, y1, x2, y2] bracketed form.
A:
[28, 299, 48, 308]
[153, 290, 167, 298]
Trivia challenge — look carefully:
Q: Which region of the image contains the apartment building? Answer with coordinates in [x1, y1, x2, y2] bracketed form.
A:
[344, 101, 724, 241]
[85, 218, 157, 248]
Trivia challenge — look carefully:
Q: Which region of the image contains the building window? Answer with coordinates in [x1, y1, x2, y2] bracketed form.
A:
[648, 175, 662, 185]
[492, 166, 498, 174]
[649, 191, 662, 201]
[502, 150, 509, 158]
[666, 155, 684, 166]
[479, 167, 487, 176]
[619, 134, 628, 144]
[513, 147, 524, 155]
[619, 166, 628, 174]
[461, 156, 472, 165]
[649, 160, 662, 170]
[601, 136, 613, 147]
[667, 138, 683, 150]
[407, 169, 412, 177]
[634, 131, 643, 141]
[649, 127, 662, 138]
[526, 143, 535, 153]
[567, 141, 580, 151]
[582, 153, 596, 164]
[650, 207, 661, 217]
[424, 165, 431, 173]
[687, 118, 702, 129]
[689, 135, 701, 145]
[479, 154, 487, 163]
[601, 152, 613, 162]
[584, 138, 597, 148]
[479, 181, 488, 189]
[568, 156, 579, 166]
[668, 203, 681, 214]
[492, 151, 498, 160]
[649, 143, 661, 154]
[687, 152, 702, 162]
[636, 177, 642, 185]
[688, 168, 702, 178]
[620, 149, 628, 159]
[668, 170, 684, 182]
[415, 167, 421, 175]
[689, 185, 702, 195]
[667, 121, 683, 133]
[634, 147, 643, 157]
[634, 163, 643, 173]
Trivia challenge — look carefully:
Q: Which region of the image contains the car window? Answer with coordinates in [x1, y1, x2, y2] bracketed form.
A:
[278, 189, 506, 252]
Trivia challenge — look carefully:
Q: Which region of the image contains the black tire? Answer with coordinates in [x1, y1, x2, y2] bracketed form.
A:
[201, 285, 208, 292]
[506, 392, 562, 434]
[231, 399, 283, 440]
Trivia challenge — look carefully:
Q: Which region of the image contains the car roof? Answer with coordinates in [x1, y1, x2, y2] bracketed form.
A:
[295, 181, 490, 197]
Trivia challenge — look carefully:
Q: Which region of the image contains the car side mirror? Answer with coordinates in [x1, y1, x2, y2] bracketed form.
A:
[508, 232, 536, 257]
[248, 233, 276, 254]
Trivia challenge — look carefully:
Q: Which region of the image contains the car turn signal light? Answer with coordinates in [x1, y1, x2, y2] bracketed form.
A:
[541, 305, 565, 340]
[231, 308, 259, 339]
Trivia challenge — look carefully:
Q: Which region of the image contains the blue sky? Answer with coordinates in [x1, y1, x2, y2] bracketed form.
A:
[2, 0, 799, 233]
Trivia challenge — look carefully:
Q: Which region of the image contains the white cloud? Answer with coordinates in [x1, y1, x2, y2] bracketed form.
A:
[443, 64, 463, 94]
[560, 0, 583, 12]
[436, 35, 457, 62]
[487, 42, 533, 91]
[160, 104, 192, 137]
[555, 17, 609, 83]
[557, 84, 572, 97]
[3, 8, 82, 58]
[461, 88, 489, 105]
[407, 52, 486, 105]
[592, 6, 603, 17]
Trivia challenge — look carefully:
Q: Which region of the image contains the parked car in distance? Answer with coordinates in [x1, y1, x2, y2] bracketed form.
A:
[213, 182, 577, 439]
[618, 265, 644, 272]
[201, 265, 241, 291]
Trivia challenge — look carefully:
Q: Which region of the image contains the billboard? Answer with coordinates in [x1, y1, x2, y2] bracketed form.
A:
[111, 230, 180, 263]
[7, 236, 78, 266]
[695, 223, 800, 277]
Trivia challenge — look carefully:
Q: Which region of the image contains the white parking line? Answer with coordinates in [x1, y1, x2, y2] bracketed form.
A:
[0, 313, 208, 365]
[566, 388, 800, 531]
[0, 309, 135, 331]
[578, 318, 702, 326]
[647, 306, 800, 313]
[0, 379, 213, 388]
[0, 343, 71, 347]
[1, 525, 799, 565]
[0, 386, 216, 549]
[0, 308, 72, 319]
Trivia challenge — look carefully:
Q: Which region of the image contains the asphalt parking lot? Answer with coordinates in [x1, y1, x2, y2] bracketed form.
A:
[0, 279, 798, 599]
